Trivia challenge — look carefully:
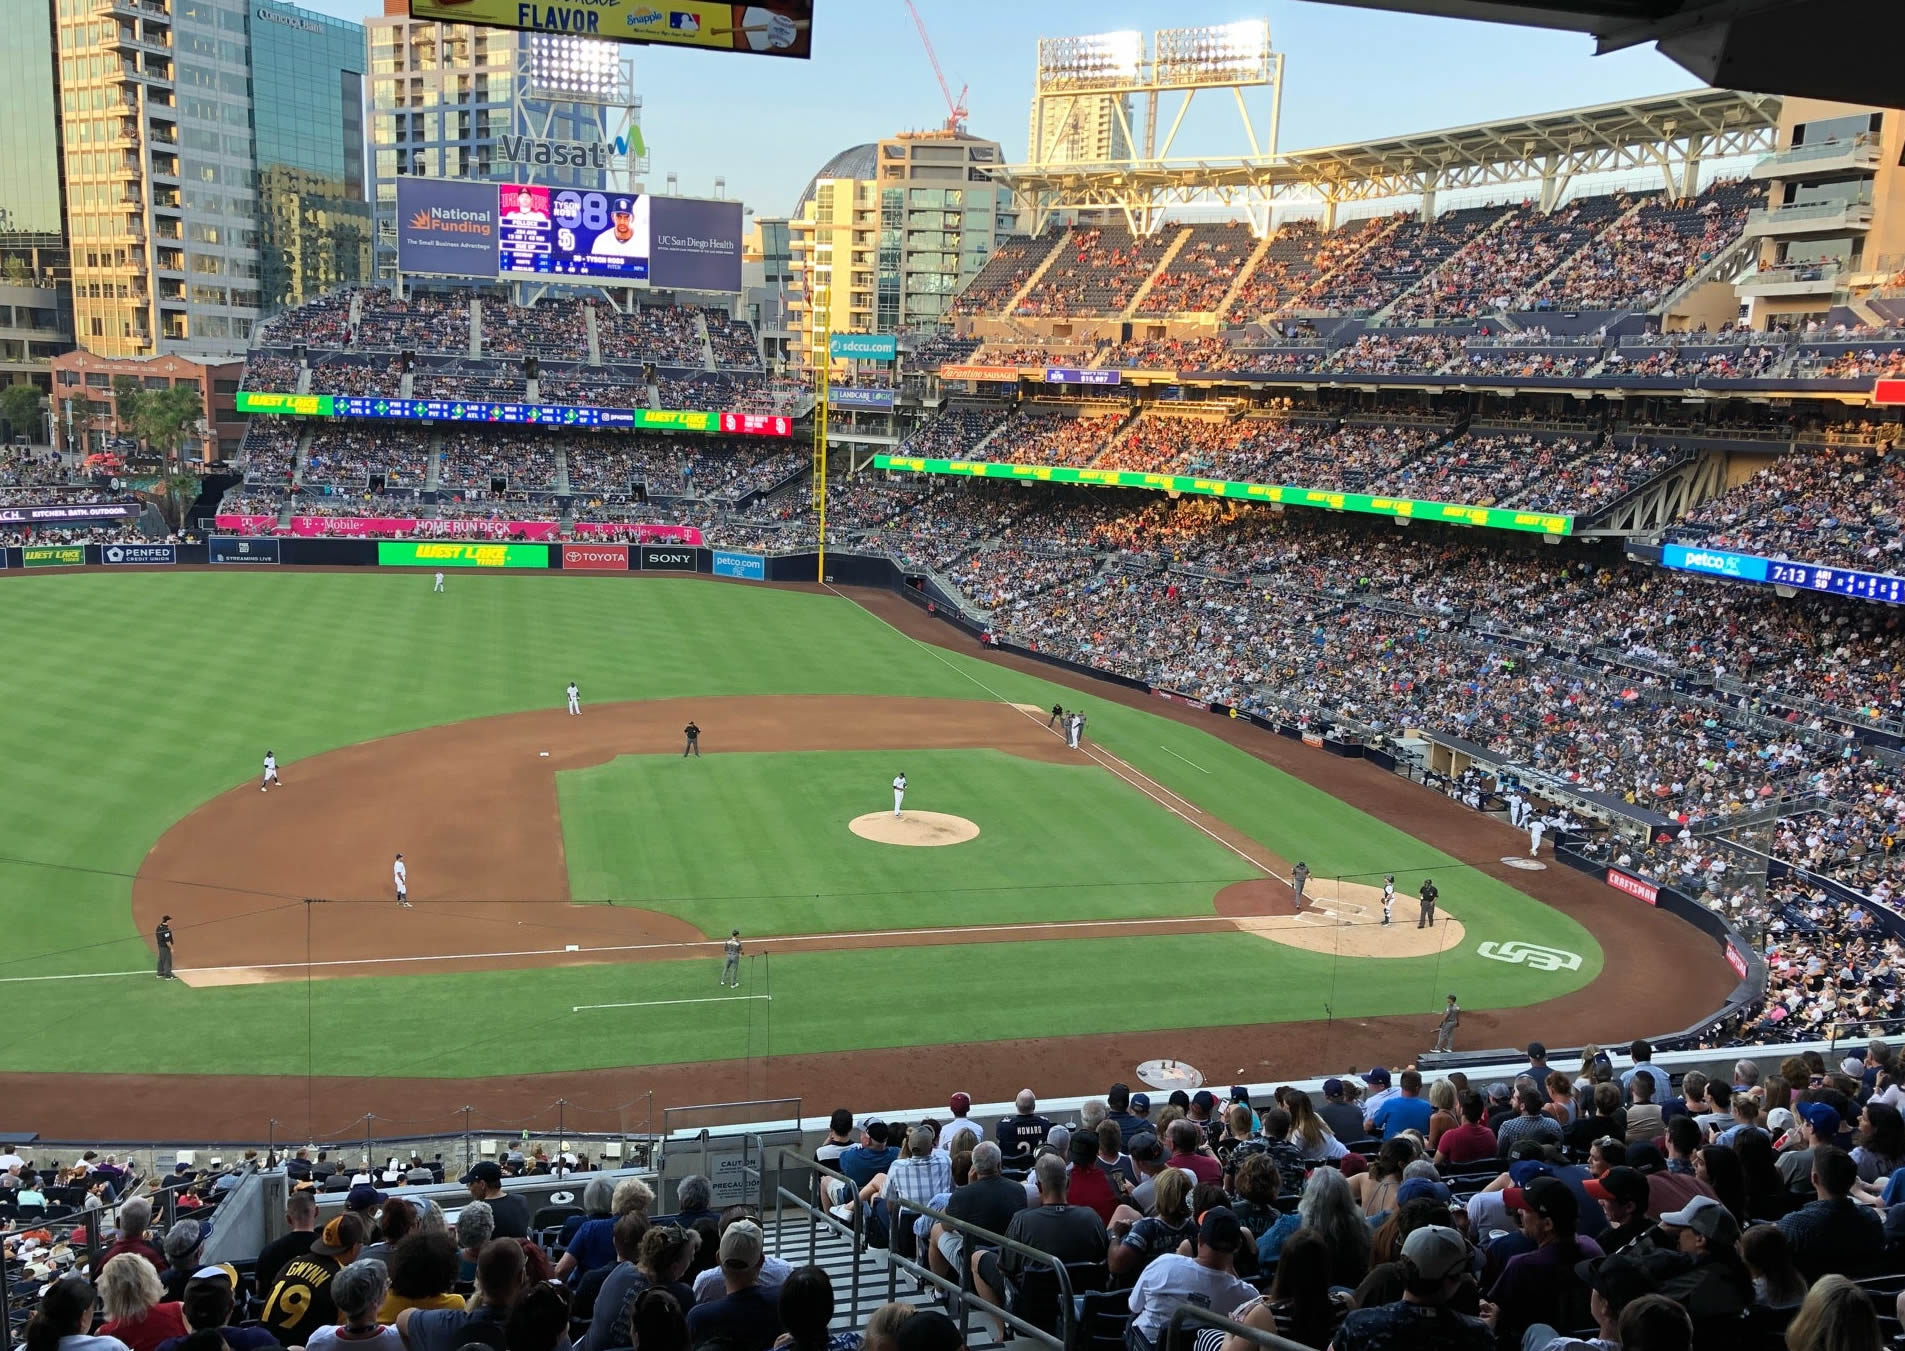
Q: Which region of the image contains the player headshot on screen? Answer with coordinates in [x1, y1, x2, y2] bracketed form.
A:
[502, 188, 549, 228]
[590, 195, 649, 259]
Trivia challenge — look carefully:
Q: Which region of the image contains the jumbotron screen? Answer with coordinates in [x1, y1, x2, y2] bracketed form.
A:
[498, 184, 648, 281]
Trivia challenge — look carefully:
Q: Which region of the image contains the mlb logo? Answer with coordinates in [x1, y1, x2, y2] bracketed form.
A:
[669, 10, 699, 31]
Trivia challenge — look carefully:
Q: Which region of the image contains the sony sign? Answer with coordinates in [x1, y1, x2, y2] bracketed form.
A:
[497, 135, 614, 170]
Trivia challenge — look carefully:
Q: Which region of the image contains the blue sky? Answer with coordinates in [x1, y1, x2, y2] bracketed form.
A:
[292, 0, 1697, 219]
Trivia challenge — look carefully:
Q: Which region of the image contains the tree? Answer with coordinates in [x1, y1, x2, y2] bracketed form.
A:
[2, 255, 29, 285]
[65, 391, 106, 454]
[111, 375, 145, 444]
[157, 469, 201, 532]
[132, 384, 204, 470]
[0, 382, 44, 444]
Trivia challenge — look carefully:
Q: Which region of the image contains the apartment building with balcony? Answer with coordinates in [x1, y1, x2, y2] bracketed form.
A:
[1740, 98, 1903, 329]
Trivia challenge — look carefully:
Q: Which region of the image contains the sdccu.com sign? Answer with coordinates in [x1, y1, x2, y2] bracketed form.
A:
[638, 545, 698, 572]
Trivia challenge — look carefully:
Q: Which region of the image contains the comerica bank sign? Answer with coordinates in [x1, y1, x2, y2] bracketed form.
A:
[497, 132, 645, 169]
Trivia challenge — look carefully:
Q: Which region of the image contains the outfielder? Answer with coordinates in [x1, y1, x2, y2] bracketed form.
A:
[721, 930, 742, 987]
[566, 681, 581, 716]
[433, 570, 445, 593]
[262, 750, 282, 791]
[1529, 815, 1547, 857]
[1381, 874, 1396, 926]
[1291, 861, 1310, 906]
[1434, 994, 1461, 1052]
[394, 852, 410, 908]
[892, 771, 907, 817]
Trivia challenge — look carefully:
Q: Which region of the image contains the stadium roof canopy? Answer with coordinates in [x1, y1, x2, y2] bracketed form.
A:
[989, 88, 1780, 236]
[1292, 0, 1902, 109]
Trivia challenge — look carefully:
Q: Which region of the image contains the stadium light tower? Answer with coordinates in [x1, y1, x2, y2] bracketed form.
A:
[1024, 21, 1284, 234]
[516, 35, 649, 194]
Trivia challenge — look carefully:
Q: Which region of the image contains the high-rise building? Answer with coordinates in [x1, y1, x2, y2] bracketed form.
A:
[1027, 93, 1133, 166]
[365, 0, 617, 277]
[788, 130, 1015, 364]
[1, 1, 68, 246]
[251, 2, 370, 313]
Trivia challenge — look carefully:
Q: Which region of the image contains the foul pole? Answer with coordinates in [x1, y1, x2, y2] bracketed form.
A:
[813, 313, 830, 583]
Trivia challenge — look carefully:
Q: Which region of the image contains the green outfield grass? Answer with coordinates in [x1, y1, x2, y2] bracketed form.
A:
[0, 571, 1602, 1076]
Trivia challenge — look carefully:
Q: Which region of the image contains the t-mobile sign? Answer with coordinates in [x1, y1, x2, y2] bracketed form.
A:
[649, 197, 743, 292]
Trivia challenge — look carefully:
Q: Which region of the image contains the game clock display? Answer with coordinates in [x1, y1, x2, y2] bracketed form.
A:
[499, 184, 649, 280]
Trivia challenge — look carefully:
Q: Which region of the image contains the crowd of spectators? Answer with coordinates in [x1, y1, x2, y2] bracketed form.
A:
[982, 409, 1131, 468]
[240, 421, 301, 486]
[1137, 223, 1260, 315]
[1322, 332, 1465, 375]
[702, 311, 763, 371]
[241, 354, 301, 393]
[1673, 441, 1905, 572]
[1015, 226, 1177, 318]
[949, 233, 1064, 317]
[436, 431, 559, 493]
[482, 298, 590, 358]
[594, 306, 705, 367]
[1528, 181, 1762, 311]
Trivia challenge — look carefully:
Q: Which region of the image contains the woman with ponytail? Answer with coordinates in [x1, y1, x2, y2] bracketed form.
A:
[26, 1275, 131, 1351]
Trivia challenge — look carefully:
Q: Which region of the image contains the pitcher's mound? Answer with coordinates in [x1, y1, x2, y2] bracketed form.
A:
[849, 811, 980, 847]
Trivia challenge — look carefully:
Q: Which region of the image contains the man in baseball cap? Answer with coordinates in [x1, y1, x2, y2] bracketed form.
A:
[1319, 1079, 1365, 1144]
[1777, 1100, 1846, 1191]
[1107, 1084, 1144, 1147]
[685, 1219, 777, 1347]
[1558, 1253, 1660, 1351]
[1583, 1166, 1654, 1255]
[1651, 1196, 1752, 1317]
[1335, 1226, 1483, 1351]
[1490, 1177, 1602, 1346]
[940, 1092, 980, 1151]
[1126, 1206, 1256, 1348]
[1362, 1067, 1398, 1119]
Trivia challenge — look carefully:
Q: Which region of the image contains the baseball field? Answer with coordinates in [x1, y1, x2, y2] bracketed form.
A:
[0, 570, 1735, 1140]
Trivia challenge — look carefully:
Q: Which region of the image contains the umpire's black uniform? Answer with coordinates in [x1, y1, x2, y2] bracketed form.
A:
[155, 918, 175, 978]
[1418, 881, 1439, 928]
[683, 722, 701, 757]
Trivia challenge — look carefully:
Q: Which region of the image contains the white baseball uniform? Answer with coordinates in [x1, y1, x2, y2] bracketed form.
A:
[1529, 818, 1546, 856]
[1067, 714, 1081, 749]
[434, 571, 444, 592]
[1381, 879, 1394, 925]
[394, 857, 408, 904]
[892, 774, 906, 817]
[567, 683, 581, 715]
[262, 753, 279, 789]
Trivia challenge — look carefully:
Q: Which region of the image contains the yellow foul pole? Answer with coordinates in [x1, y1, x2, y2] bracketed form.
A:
[814, 313, 829, 583]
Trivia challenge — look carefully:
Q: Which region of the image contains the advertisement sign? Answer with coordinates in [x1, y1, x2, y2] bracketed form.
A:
[650, 197, 745, 292]
[0, 502, 141, 525]
[1660, 542, 1905, 605]
[1044, 367, 1121, 386]
[499, 184, 647, 282]
[101, 543, 177, 566]
[214, 516, 706, 544]
[562, 543, 630, 571]
[938, 364, 1024, 382]
[1725, 942, 1749, 980]
[377, 541, 549, 569]
[235, 391, 791, 437]
[1605, 868, 1659, 905]
[407, 0, 812, 57]
[573, 522, 703, 544]
[871, 456, 1575, 537]
[22, 545, 86, 568]
[829, 333, 898, 362]
[395, 179, 499, 279]
[712, 550, 765, 580]
[210, 536, 280, 565]
[1877, 377, 1904, 405]
[830, 387, 897, 410]
[638, 545, 698, 572]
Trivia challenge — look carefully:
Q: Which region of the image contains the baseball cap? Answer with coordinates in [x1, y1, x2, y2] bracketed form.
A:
[857, 1115, 886, 1133]
[1627, 1143, 1667, 1174]
[895, 1310, 964, 1351]
[1395, 1178, 1452, 1206]
[1767, 1106, 1796, 1132]
[611, 196, 634, 213]
[346, 1183, 386, 1210]
[1400, 1224, 1469, 1281]
[1128, 1132, 1163, 1163]
[1364, 1067, 1391, 1086]
[1322, 1078, 1346, 1098]
[949, 1092, 971, 1115]
[719, 1219, 764, 1269]
[1659, 1194, 1741, 1243]
[1503, 1176, 1578, 1224]
[1795, 1101, 1842, 1137]
[1229, 1086, 1251, 1102]
[1192, 1090, 1217, 1110]
[461, 1161, 503, 1187]
[1527, 1042, 1547, 1058]
[1198, 1206, 1244, 1253]
[1583, 1166, 1649, 1211]
[189, 1264, 239, 1288]
[1130, 1093, 1151, 1112]
[1487, 1081, 1511, 1102]
[1576, 1254, 1658, 1308]
[310, 1213, 365, 1257]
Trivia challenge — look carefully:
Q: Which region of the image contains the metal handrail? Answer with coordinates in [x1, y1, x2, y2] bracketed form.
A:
[1163, 1302, 1319, 1351]
[0, 1209, 104, 1350]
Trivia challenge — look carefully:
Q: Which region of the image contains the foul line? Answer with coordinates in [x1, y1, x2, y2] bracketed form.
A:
[1159, 745, 1213, 774]
[573, 995, 771, 1012]
[0, 913, 1248, 984]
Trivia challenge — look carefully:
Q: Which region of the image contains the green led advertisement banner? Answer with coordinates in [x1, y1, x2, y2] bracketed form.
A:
[377, 541, 550, 569]
[871, 456, 1575, 536]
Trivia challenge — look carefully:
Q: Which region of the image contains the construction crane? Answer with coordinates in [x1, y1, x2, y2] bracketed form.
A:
[904, 0, 968, 134]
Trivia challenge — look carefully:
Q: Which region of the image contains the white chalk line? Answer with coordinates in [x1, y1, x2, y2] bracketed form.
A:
[1158, 745, 1213, 774]
[573, 995, 772, 1012]
[0, 913, 1247, 984]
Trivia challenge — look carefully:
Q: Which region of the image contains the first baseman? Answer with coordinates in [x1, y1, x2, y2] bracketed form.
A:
[721, 930, 742, 987]
[892, 772, 907, 817]
[566, 681, 581, 716]
[262, 750, 282, 791]
[394, 852, 410, 908]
